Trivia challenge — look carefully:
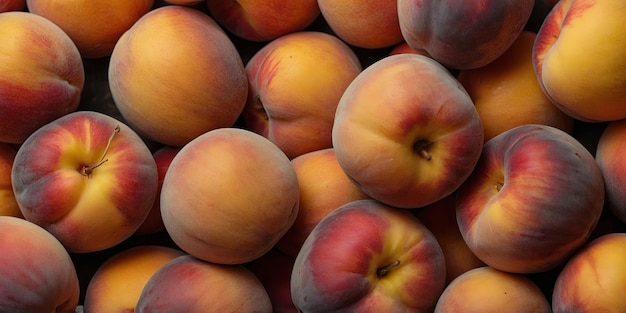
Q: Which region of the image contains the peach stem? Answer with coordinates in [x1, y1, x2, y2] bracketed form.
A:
[414, 140, 432, 161]
[377, 259, 401, 277]
[81, 125, 120, 177]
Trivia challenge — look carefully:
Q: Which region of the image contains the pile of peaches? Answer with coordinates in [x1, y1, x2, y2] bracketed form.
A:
[1, 0, 625, 312]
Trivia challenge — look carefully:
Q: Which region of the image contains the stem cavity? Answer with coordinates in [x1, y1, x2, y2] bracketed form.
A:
[377, 259, 401, 278]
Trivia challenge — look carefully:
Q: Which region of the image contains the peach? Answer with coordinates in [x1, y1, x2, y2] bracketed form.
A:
[0, 216, 79, 312]
[0, 0, 25, 12]
[398, 0, 535, 69]
[0, 11, 84, 144]
[434, 266, 551, 312]
[291, 199, 446, 312]
[11, 111, 159, 253]
[552, 232, 626, 312]
[242, 31, 363, 159]
[247, 248, 299, 313]
[108, 5, 248, 146]
[595, 119, 626, 224]
[317, 0, 403, 49]
[456, 124, 605, 273]
[83, 245, 186, 312]
[26, 0, 154, 58]
[332, 53, 483, 209]
[0, 143, 21, 217]
[160, 127, 299, 264]
[275, 148, 370, 257]
[206, 0, 320, 42]
[136, 254, 273, 312]
[533, 0, 626, 122]
[415, 193, 485, 284]
[134, 145, 181, 236]
[457, 31, 574, 142]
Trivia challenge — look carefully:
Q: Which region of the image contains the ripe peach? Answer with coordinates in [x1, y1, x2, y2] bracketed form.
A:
[108, 5, 248, 146]
[435, 266, 551, 312]
[160, 127, 299, 264]
[26, 0, 154, 58]
[457, 31, 574, 142]
[0, 0, 25, 12]
[136, 255, 273, 312]
[317, 0, 403, 49]
[12, 111, 159, 253]
[206, 0, 320, 42]
[0, 216, 79, 312]
[83, 245, 186, 312]
[0, 143, 20, 217]
[398, 0, 534, 69]
[242, 31, 363, 159]
[0, 11, 84, 144]
[275, 148, 370, 257]
[552, 233, 626, 312]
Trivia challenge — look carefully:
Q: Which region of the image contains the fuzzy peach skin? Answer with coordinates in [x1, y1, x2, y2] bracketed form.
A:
[332, 53, 483, 209]
[533, 0, 626, 122]
[11, 111, 159, 253]
[0, 143, 21, 217]
[242, 31, 362, 159]
[206, 0, 320, 42]
[0, 216, 80, 312]
[160, 127, 299, 265]
[552, 233, 626, 312]
[136, 254, 273, 312]
[247, 249, 299, 313]
[398, 0, 534, 70]
[0, 0, 25, 12]
[83, 245, 186, 312]
[134, 145, 181, 236]
[108, 6, 248, 147]
[0, 11, 84, 144]
[27, 0, 153, 58]
[456, 124, 605, 273]
[457, 31, 574, 142]
[595, 119, 626, 224]
[415, 193, 485, 284]
[275, 148, 370, 258]
[434, 266, 551, 312]
[291, 199, 446, 312]
[317, 0, 403, 49]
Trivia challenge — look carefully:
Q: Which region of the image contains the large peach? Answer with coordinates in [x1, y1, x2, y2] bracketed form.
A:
[533, 0, 626, 122]
[83, 245, 186, 312]
[415, 193, 485, 284]
[27, 0, 154, 58]
[160, 127, 299, 264]
[242, 31, 363, 159]
[332, 53, 483, 209]
[456, 124, 605, 273]
[206, 0, 320, 42]
[0, 143, 20, 217]
[317, 0, 403, 49]
[275, 148, 370, 257]
[0, 216, 79, 312]
[291, 199, 446, 312]
[0, 11, 84, 144]
[595, 119, 626, 224]
[435, 266, 551, 312]
[552, 232, 626, 312]
[457, 31, 574, 142]
[12, 111, 159, 253]
[108, 5, 248, 146]
[136, 254, 273, 312]
[398, 0, 535, 69]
